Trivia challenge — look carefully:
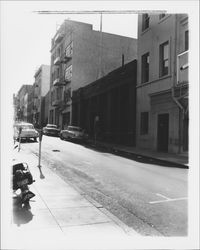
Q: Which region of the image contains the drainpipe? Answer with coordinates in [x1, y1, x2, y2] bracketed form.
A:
[171, 14, 185, 153]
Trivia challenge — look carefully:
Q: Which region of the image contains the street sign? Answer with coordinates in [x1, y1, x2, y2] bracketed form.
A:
[177, 50, 189, 85]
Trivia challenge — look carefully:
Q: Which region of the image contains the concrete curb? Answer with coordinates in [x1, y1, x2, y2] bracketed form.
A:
[51, 166, 139, 235]
[86, 141, 189, 169]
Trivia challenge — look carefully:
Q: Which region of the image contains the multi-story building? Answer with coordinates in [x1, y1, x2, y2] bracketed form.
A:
[136, 13, 189, 153]
[72, 60, 137, 146]
[16, 85, 33, 121]
[13, 94, 19, 122]
[32, 65, 50, 127]
[44, 91, 50, 126]
[49, 19, 137, 129]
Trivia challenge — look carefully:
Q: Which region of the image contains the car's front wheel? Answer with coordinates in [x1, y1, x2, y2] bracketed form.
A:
[60, 134, 64, 140]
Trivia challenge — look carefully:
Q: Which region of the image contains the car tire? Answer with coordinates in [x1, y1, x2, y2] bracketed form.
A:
[34, 138, 37, 142]
[60, 134, 64, 140]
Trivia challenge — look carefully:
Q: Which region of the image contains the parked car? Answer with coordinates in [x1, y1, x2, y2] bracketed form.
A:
[43, 124, 60, 137]
[60, 126, 89, 142]
[14, 122, 39, 141]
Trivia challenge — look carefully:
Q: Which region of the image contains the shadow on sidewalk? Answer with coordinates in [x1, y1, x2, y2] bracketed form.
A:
[12, 198, 34, 227]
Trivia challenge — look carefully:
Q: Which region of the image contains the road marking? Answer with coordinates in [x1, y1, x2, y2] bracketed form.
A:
[149, 197, 188, 204]
[156, 193, 170, 200]
[82, 161, 92, 166]
[149, 193, 188, 204]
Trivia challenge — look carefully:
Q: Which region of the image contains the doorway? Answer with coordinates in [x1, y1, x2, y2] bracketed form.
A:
[157, 113, 169, 152]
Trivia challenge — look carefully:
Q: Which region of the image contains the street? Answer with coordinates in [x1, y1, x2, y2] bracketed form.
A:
[19, 136, 188, 236]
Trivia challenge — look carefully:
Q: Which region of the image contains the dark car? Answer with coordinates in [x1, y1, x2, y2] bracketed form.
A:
[43, 124, 60, 137]
[60, 126, 89, 142]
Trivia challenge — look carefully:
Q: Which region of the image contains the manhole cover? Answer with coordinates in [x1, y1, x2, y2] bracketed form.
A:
[52, 149, 60, 152]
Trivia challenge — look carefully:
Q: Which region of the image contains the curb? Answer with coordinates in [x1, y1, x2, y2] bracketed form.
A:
[82, 194, 139, 235]
[87, 141, 189, 169]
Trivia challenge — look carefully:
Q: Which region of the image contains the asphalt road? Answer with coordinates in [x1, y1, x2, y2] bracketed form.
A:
[20, 136, 188, 236]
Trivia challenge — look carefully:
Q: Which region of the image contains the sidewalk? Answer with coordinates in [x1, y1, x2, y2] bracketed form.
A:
[88, 140, 188, 168]
[7, 149, 139, 250]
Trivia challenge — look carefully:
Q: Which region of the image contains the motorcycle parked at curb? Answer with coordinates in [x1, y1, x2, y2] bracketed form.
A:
[12, 162, 35, 210]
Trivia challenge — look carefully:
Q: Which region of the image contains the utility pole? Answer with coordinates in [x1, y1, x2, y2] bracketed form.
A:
[98, 13, 103, 79]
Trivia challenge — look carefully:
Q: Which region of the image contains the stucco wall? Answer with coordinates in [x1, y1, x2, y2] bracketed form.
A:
[71, 29, 137, 91]
[136, 14, 188, 153]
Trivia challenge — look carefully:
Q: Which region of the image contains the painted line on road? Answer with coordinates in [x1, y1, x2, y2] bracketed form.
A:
[82, 161, 93, 166]
[156, 193, 171, 200]
[149, 197, 188, 204]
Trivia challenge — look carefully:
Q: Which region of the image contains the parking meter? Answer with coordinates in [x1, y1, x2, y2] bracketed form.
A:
[38, 129, 43, 169]
[18, 126, 22, 152]
[38, 129, 43, 142]
[19, 126, 22, 135]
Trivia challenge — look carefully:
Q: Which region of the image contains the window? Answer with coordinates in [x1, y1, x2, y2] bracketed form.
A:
[159, 14, 166, 19]
[185, 30, 189, 51]
[56, 87, 62, 100]
[64, 88, 71, 102]
[57, 47, 62, 57]
[160, 41, 169, 77]
[51, 91, 54, 103]
[141, 52, 149, 83]
[140, 112, 149, 135]
[65, 65, 72, 81]
[65, 42, 73, 57]
[142, 14, 150, 31]
[56, 68, 60, 79]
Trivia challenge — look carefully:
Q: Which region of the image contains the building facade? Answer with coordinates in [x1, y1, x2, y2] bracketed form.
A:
[49, 19, 137, 129]
[136, 14, 189, 153]
[72, 60, 137, 146]
[16, 85, 33, 122]
[32, 65, 50, 127]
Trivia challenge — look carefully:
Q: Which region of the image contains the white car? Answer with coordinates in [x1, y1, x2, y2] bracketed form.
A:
[60, 126, 89, 142]
[14, 122, 39, 141]
[43, 124, 60, 137]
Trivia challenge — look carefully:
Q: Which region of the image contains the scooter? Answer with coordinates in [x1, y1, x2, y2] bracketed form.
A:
[12, 162, 35, 210]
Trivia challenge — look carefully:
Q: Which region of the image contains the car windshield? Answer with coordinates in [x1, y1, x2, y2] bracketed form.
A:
[15, 124, 34, 130]
[68, 127, 82, 132]
[47, 125, 57, 128]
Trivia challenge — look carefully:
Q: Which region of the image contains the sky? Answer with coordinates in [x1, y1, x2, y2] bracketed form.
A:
[1, 1, 139, 95]
[1, 1, 198, 96]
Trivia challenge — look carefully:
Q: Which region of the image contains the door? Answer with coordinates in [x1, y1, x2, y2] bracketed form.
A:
[157, 113, 169, 152]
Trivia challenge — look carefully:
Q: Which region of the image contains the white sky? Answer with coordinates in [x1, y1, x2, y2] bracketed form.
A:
[1, 1, 139, 95]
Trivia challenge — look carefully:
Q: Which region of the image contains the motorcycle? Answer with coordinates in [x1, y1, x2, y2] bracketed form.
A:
[12, 162, 35, 210]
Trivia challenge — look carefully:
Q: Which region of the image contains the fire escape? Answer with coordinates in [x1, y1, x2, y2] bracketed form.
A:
[51, 34, 73, 112]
